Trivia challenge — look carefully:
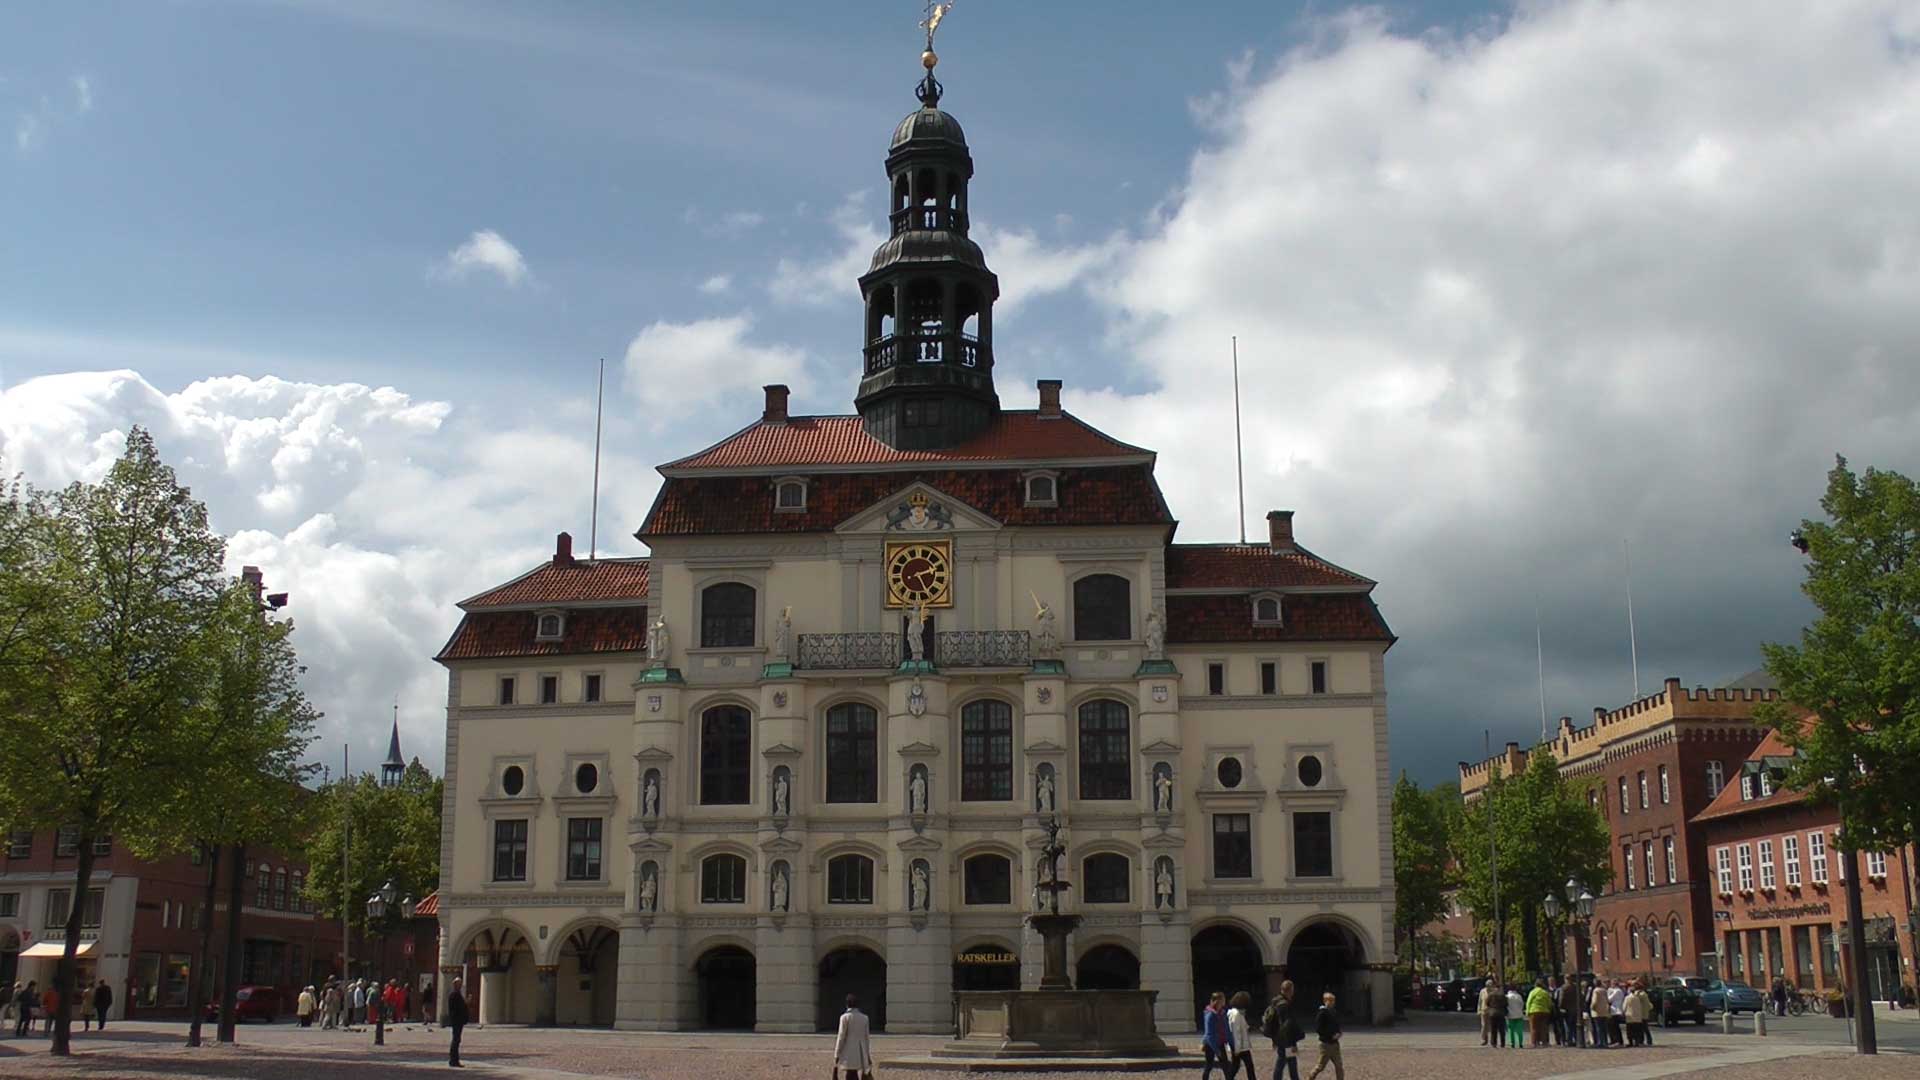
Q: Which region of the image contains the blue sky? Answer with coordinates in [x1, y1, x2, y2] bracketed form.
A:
[6, 1, 1919, 784]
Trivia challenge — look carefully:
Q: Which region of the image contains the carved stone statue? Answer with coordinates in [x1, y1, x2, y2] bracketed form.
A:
[910, 862, 930, 911]
[772, 605, 792, 661]
[639, 867, 658, 912]
[1154, 768, 1173, 813]
[1035, 768, 1055, 814]
[642, 773, 660, 818]
[1031, 592, 1058, 658]
[648, 615, 671, 664]
[772, 770, 790, 817]
[909, 768, 928, 814]
[1144, 606, 1166, 660]
[771, 865, 789, 912]
[907, 601, 928, 662]
[1155, 860, 1175, 909]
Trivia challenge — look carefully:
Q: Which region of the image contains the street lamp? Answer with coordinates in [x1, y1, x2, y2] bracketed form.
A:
[1640, 923, 1659, 985]
[366, 880, 397, 1046]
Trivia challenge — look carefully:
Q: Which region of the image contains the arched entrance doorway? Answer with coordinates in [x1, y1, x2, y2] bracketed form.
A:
[460, 924, 537, 1024]
[952, 944, 1019, 992]
[1191, 924, 1267, 1026]
[1076, 944, 1140, 990]
[817, 947, 887, 1032]
[695, 945, 756, 1030]
[556, 925, 618, 1026]
[1284, 921, 1364, 1019]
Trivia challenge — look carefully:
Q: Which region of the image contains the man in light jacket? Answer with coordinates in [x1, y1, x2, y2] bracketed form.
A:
[833, 993, 874, 1080]
[1477, 979, 1502, 1047]
[1587, 980, 1611, 1048]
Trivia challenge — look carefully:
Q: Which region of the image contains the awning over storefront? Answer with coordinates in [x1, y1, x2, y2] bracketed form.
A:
[21, 940, 96, 958]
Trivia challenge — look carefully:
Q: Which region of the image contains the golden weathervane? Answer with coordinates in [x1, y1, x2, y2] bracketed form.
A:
[920, 1, 956, 68]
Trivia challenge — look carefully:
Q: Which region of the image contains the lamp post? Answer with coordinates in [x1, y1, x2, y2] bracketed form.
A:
[1543, 889, 1563, 975]
[365, 879, 405, 1046]
[1640, 924, 1659, 986]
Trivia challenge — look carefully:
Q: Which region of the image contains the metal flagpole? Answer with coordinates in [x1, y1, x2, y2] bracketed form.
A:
[590, 358, 605, 559]
[342, 743, 351, 984]
[1232, 336, 1246, 544]
[1488, 729, 1502, 977]
[1624, 539, 1641, 699]
[1536, 597, 1548, 742]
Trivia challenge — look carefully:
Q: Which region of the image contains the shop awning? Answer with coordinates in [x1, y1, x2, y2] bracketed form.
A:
[21, 940, 95, 958]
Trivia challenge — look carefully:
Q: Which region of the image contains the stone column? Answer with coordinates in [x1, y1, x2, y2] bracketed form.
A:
[617, 914, 688, 1030]
[534, 964, 558, 1026]
[478, 969, 510, 1025]
[886, 915, 954, 1033]
[755, 915, 815, 1032]
[1141, 910, 1194, 1035]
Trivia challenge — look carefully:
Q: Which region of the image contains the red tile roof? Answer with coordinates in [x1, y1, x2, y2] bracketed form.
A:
[1166, 544, 1374, 590]
[1166, 593, 1395, 645]
[436, 607, 648, 661]
[459, 558, 650, 610]
[641, 466, 1172, 537]
[1692, 728, 1808, 823]
[663, 411, 1151, 472]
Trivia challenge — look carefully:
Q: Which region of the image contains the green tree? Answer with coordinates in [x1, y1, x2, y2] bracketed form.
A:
[1452, 750, 1611, 976]
[1393, 774, 1454, 974]
[0, 430, 231, 1056]
[300, 759, 443, 942]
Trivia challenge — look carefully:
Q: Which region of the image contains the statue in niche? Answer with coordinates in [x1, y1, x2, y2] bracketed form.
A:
[642, 772, 661, 818]
[910, 861, 931, 911]
[909, 766, 929, 815]
[647, 615, 671, 664]
[1144, 605, 1166, 660]
[639, 863, 659, 912]
[772, 768, 791, 817]
[1030, 592, 1058, 658]
[772, 606, 792, 661]
[1155, 858, 1175, 909]
[771, 864, 790, 912]
[906, 601, 928, 662]
[1035, 765, 1056, 814]
[1153, 764, 1174, 813]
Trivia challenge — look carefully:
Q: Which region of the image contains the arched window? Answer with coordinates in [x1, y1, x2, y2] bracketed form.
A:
[1705, 760, 1725, 797]
[963, 854, 1012, 905]
[825, 702, 879, 803]
[1670, 917, 1684, 958]
[536, 612, 563, 640]
[700, 583, 756, 648]
[1077, 700, 1131, 800]
[1253, 596, 1281, 624]
[960, 699, 1013, 801]
[273, 867, 287, 910]
[826, 854, 874, 904]
[1072, 574, 1131, 641]
[1627, 920, 1640, 959]
[1082, 854, 1130, 904]
[700, 853, 747, 903]
[700, 706, 752, 805]
[1598, 924, 1609, 961]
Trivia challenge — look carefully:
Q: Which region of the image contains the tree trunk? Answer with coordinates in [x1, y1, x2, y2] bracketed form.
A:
[48, 827, 97, 1056]
[218, 843, 246, 1044]
[1521, 904, 1540, 976]
[185, 843, 220, 1047]
[1840, 845, 1878, 1054]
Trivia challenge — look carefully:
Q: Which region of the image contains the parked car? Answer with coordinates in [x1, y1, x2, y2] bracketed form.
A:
[203, 985, 283, 1023]
[1649, 977, 1708, 1025]
[1455, 976, 1489, 1013]
[1699, 980, 1766, 1014]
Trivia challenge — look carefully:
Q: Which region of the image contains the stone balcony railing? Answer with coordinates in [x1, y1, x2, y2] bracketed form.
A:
[793, 630, 1031, 670]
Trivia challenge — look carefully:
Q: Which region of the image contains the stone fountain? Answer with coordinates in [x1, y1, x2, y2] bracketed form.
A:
[936, 815, 1175, 1061]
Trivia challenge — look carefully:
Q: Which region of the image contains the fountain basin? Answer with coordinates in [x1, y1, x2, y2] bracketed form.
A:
[938, 989, 1174, 1058]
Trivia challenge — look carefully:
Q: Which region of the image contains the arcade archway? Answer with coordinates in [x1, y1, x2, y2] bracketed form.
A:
[1076, 944, 1140, 990]
[695, 945, 756, 1030]
[1284, 920, 1365, 1019]
[817, 946, 887, 1032]
[1191, 924, 1267, 1025]
[556, 925, 618, 1026]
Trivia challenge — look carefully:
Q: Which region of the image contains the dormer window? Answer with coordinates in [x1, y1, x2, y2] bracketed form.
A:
[535, 611, 565, 641]
[1022, 471, 1059, 507]
[774, 477, 809, 512]
[1251, 593, 1282, 626]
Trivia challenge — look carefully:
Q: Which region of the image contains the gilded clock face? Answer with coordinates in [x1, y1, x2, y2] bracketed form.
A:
[886, 540, 953, 608]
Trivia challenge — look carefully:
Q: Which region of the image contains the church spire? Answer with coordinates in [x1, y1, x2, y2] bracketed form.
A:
[854, 7, 1001, 450]
[381, 701, 404, 788]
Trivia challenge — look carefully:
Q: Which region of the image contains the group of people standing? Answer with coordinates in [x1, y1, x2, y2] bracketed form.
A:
[295, 976, 433, 1029]
[1200, 984, 1346, 1080]
[1476, 974, 1657, 1048]
[2, 979, 114, 1036]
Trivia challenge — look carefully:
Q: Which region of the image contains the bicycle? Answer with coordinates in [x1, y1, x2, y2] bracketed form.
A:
[1784, 990, 1813, 1017]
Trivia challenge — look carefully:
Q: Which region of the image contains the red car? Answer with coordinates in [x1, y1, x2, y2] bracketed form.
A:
[203, 985, 284, 1022]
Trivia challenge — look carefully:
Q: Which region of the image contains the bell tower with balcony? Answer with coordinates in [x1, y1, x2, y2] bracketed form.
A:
[854, 56, 1002, 451]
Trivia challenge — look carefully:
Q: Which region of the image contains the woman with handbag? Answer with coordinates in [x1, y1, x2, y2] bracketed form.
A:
[833, 994, 874, 1080]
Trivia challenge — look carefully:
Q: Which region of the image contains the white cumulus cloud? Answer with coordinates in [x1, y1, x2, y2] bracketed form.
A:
[623, 313, 808, 417]
[698, 273, 733, 295]
[439, 229, 530, 286]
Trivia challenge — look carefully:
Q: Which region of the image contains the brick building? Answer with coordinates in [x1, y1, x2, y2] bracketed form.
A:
[1458, 677, 1774, 979]
[1695, 730, 1917, 1000]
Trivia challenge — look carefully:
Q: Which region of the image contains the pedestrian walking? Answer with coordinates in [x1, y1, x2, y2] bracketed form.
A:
[1606, 980, 1625, 1046]
[40, 986, 58, 1036]
[89, 979, 112, 1031]
[1525, 979, 1552, 1047]
[832, 993, 873, 1080]
[1261, 980, 1303, 1080]
[1770, 976, 1787, 1018]
[1587, 979, 1611, 1048]
[1200, 991, 1236, 1080]
[297, 985, 316, 1027]
[1228, 991, 1259, 1080]
[15, 981, 35, 1037]
[1623, 981, 1653, 1046]
[1558, 975, 1583, 1046]
[1305, 992, 1343, 1080]
[444, 979, 469, 1068]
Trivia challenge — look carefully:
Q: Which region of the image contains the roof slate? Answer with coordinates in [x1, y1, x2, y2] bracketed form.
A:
[1692, 728, 1808, 824]
[460, 558, 650, 609]
[663, 411, 1150, 472]
[1166, 593, 1395, 645]
[1166, 544, 1373, 590]
[436, 607, 648, 661]
[642, 465, 1172, 537]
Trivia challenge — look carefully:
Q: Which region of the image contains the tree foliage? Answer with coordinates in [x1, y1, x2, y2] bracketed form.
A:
[300, 759, 443, 935]
[1392, 773, 1454, 967]
[1760, 456, 1920, 854]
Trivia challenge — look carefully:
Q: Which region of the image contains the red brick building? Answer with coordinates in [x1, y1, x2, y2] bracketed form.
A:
[1694, 731, 1918, 999]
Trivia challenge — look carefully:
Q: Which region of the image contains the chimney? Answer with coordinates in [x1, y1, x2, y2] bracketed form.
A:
[1036, 379, 1063, 419]
[554, 531, 574, 566]
[762, 384, 790, 423]
[1266, 510, 1295, 552]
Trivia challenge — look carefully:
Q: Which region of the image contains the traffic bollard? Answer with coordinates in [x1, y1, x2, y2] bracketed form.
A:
[1720, 1009, 1733, 1033]
[1755, 1009, 1766, 1036]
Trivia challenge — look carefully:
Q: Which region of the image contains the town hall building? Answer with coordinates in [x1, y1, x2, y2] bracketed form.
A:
[434, 55, 1397, 1035]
